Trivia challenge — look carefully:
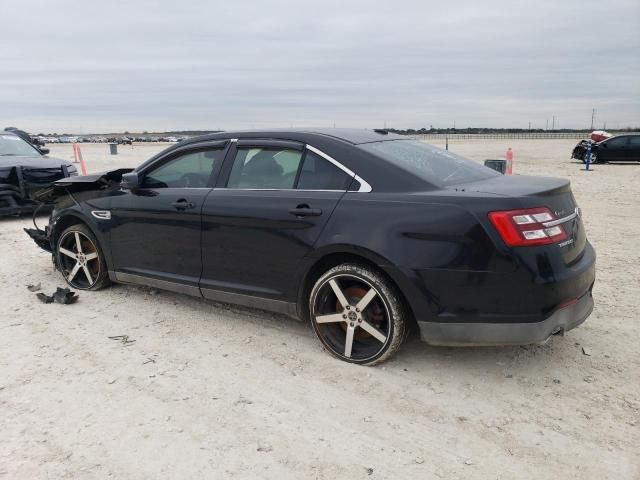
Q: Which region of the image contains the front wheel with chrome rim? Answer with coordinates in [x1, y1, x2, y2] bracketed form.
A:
[309, 264, 407, 365]
[56, 223, 110, 290]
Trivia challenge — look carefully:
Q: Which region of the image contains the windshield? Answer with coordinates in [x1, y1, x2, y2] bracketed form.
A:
[0, 134, 41, 156]
[359, 140, 500, 187]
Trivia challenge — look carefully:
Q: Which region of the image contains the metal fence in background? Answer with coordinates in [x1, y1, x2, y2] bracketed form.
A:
[415, 132, 596, 141]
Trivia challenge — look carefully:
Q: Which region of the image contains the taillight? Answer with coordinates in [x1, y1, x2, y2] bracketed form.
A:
[488, 207, 567, 247]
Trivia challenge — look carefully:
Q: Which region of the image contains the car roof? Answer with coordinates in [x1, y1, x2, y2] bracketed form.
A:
[180, 128, 408, 146]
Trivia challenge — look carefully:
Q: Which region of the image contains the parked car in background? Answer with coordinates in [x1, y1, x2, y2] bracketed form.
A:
[572, 133, 640, 163]
[4, 127, 47, 151]
[1, 131, 77, 215]
[26, 129, 595, 365]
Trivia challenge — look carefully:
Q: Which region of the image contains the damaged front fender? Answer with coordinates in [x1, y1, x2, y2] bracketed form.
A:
[24, 168, 133, 253]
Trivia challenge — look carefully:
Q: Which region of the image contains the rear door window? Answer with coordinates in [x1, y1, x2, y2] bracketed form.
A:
[227, 147, 303, 189]
[359, 140, 499, 187]
[297, 151, 352, 190]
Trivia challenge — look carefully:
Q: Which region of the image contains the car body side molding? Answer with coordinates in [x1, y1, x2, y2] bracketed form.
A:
[200, 287, 298, 318]
[112, 271, 201, 297]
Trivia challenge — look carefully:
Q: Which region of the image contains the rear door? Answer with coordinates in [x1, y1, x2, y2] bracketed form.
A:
[109, 141, 227, 293]
[625, 135, 640, 161]
[200, 139, 355, 307]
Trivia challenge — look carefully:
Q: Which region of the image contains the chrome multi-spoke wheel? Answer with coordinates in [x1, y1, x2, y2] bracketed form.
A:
[56, 224, 109, 290]
[309, 264, 406, 365]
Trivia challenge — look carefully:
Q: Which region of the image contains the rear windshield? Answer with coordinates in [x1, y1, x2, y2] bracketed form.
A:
[0, 134, 40, 156]
[359, 140, 499, 187]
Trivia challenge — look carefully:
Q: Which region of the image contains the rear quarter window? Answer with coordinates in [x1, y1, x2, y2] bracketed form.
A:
[359, 140, 499, 187]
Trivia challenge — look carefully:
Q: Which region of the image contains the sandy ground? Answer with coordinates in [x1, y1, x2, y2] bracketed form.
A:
[1, 140, 638, 479]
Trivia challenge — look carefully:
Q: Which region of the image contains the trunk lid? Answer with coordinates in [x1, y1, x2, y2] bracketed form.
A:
[461, 175, 587, 264]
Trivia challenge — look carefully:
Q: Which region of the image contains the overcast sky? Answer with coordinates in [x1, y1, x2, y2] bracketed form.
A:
[1, 0, 638, 133]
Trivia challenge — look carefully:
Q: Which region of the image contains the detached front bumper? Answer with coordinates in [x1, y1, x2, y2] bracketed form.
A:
[24, 225, 53, 252]
[417, 287, 594, 346]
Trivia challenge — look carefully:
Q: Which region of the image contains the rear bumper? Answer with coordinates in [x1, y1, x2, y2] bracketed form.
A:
[417, 288, 593, 346]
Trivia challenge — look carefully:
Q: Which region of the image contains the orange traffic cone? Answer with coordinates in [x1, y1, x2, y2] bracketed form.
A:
[505, 147, 513, 175]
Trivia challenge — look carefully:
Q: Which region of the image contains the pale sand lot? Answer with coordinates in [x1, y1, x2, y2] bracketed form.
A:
[1, 140, 638, 479]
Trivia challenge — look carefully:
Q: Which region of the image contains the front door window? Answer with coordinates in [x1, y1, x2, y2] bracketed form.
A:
[143, 148, 225, 188]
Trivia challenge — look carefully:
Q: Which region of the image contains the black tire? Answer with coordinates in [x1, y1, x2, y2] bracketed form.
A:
[56, 223, 110, 290]
[308, 263, 406, 365]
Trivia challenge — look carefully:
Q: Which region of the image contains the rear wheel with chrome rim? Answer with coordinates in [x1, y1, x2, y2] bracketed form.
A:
[56, 224, 110, 290]
[309, 264, 406, 365]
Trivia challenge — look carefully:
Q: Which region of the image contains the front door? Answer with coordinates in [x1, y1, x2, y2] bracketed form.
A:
[600, 136, 628, 162]
[109, 142, 227, 294]
[200, 140, 355, 308]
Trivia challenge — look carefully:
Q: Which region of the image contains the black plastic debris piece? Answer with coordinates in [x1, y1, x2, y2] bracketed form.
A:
[35, 287, 78, 305]
[36, 292, 54, 304]
[27, 283, 42, 292]
[53, 287, 79, 305]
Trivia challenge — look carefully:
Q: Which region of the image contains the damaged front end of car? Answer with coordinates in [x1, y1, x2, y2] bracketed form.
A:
[571, 139, 598, 163]
[24, 168, 133, 253]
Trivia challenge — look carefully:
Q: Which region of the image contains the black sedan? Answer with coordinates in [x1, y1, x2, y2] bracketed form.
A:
[1, 131, 77, 215]
[572, 133, 640, 163]
[26, 129, 595, 365]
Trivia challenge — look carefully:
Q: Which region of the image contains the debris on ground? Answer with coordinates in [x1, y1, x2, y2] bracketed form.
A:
[143, 358, 156, 365]
[582, 346, 592, 356]
[53, 287, 79, 304]
[35, 287, 79, 305]
[256, 441, 273, 453]
[108, 335, 136, 345]
[26, 283, 41, 292]
[36, 292, 54, 304]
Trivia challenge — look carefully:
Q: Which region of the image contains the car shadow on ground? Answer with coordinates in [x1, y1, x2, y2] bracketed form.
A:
[393, 333, 577, 381]
[124, 282, 570, 377]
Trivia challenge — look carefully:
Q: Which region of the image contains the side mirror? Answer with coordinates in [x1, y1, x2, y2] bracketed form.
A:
[121, 172, 141, 190]
[39, 147, 50, 155]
